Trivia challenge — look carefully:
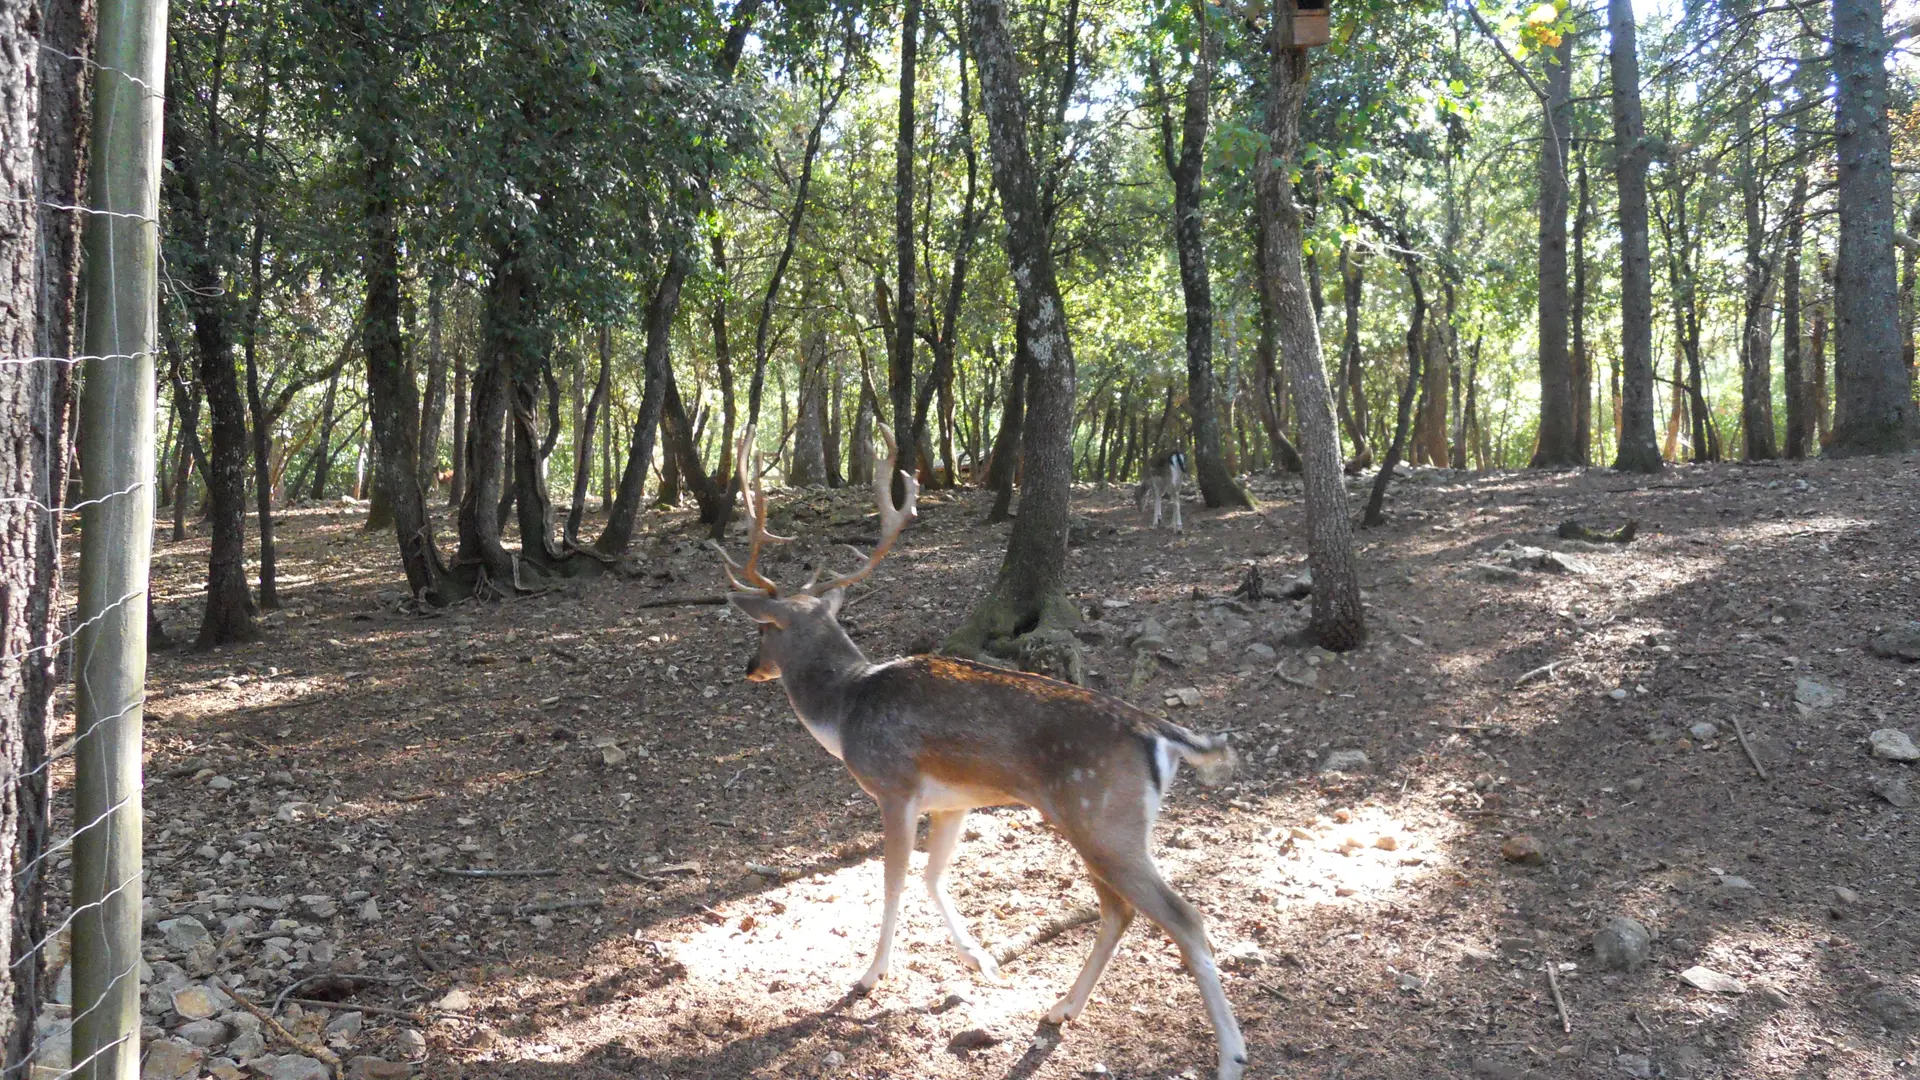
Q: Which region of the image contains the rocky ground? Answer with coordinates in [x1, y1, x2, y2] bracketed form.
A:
[27, 454, 1920, 1080]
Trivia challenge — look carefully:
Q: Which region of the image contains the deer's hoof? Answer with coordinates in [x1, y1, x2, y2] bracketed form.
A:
[854, 966, 888, 995]
[1041, 996, 1079, 1025]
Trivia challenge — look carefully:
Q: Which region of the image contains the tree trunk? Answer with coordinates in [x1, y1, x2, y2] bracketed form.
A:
[448, 347, 467, 507]
[166, 111, 258, 646]
[983, 325, 1028, 520]
[1608, 0, 1663, 473]
[1783, 167, 1810, 459]
[1251, 217, 1303, 473]
[1738, 97, 1777, 460]
[892, 0, 921, 488]
[566, 325, 611, 543]
[1829, 0, 1913, 454]
[789, 332, 829, 487]
[947, 0, 1081, 662]
[1362, 214, 1426, 527]
[3, 0, 90, 1055]
[457, 262, 521, 583]
[417, 274, 449, 487]
[1156, 6, 1248, 509]
[1257, 9, 1365, 651]
[1336, 242, 1371, 471]
[1533, 31, 1578, 467]
[1570, 149, 1591, 463]
[357, 112, 449, 601]
[240, 219, 278, 610]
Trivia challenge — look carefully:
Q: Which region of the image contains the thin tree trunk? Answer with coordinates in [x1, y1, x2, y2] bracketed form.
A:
[1738, 96, 1777, 460]
[1570, 148, 1591, 463]
[1155, 3, 1248, 508]
[1783, 168, 1810, 459]
[1336, 242, 1371, 471]
[1608, 0, 1663, 472]
[566, 325, 611, 543]
[892, 0, 921, 485]
[449, 346, 468, 507]
[1257, 7, 1365, 650]
[1361, 212, 1426, 527]
[1533, 31, 1577, 466]
[417, 274, 449, 487]
[239, 217, 278, 609]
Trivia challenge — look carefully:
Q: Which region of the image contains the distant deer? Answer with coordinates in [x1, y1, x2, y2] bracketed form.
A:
[1134, 448, 1188, 530]
[714, 425, 1247, 1080]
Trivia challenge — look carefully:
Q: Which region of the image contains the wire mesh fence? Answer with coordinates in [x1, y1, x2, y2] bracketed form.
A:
[4, 4, 165, 1078]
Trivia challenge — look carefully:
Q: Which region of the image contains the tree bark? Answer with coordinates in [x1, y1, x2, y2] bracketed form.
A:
[1156, 4, 1249, 509]
[1783, 167, 1810, 459]
[165, 109, 259, 645]
[1336, 242, 1371, 471]
[1251, 216, 1303, 473]
[566, 325, 611, 543]
[240, 218, 278, 609]
[448, 346, 467, 507]
[1737, 95, 1777, 460]
[892, 0, 921, 484]
[1361, 212, 1426, 527]
[417, 274, 449, 486]
[357, 110, 449, 601]
[1608, 0, 1663, 473]
[1829, 0, 1913, 454]
[946, 0, 1082, 660]
[1256, 7, 1364, 650]
[1533, 32, 1578, 467]
[2, 0, 90, 1055]
[1570, 148, 1591, 463]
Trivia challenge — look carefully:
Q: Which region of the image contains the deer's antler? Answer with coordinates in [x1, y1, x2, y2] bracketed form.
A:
[709, 423, 790, 595]
[802, 424, 918, 596]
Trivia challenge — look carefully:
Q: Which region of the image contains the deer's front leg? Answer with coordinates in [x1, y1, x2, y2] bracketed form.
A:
[856, 798, 916, 993]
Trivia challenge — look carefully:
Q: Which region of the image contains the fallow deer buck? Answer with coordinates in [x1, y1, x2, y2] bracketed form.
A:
[714, 425, 1248, 1080]
[1134, 448, 1188, 531]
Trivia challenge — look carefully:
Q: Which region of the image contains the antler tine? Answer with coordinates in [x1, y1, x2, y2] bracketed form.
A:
[709, 422, 786, 595]
[804, 424, 919, 597]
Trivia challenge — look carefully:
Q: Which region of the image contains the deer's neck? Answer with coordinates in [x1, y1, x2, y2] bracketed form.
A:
[780, 629, 871, 761]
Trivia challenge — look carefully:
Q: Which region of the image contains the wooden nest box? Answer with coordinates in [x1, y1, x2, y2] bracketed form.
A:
[1287, 0, 1329, 48]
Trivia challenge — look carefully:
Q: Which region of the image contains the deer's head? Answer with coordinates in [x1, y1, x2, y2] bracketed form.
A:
[716, 424, 918, 684]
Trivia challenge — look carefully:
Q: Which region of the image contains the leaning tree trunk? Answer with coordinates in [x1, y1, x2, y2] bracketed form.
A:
[1257, 5, 1365, 651]
[1533, 31, 1579, 467]
[1830, 0, 1914, 454]
[945, 0, 1082, 671]
[1608, 0, 1663, 473]
[239, 220, 280, 610]
[1158, 5, 1249, 509]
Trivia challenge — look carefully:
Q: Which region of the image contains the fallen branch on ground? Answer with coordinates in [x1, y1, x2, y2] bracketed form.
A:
[992, 905, 1101, 967]
[435, 867, 558, 878]
[231, 993, 345, 1080]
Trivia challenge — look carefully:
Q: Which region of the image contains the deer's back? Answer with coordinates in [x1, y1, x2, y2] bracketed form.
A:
[839, 655, 1162, 811]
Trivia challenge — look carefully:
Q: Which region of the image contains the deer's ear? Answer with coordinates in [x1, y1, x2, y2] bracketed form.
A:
[820, 588, 846, 618]
[728, 592, 791, 628]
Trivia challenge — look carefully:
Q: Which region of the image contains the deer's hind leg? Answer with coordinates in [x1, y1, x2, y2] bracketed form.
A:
[1043, 874, 1133, 1024]
[1101, 857, 1245, 1080]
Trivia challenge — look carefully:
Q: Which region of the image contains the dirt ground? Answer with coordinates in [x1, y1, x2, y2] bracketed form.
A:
[58, 454, 1920, 1080]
